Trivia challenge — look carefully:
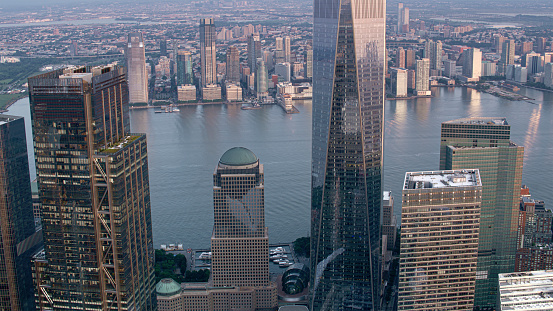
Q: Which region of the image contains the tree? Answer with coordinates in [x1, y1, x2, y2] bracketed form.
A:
[293, 237, 310, 258]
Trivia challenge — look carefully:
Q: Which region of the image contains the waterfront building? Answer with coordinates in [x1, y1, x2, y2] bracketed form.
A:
[256, 59, 268, 98]
[202, 84, 222, 101]
[275, 62, 291, 82]
[224, 83, 242, 102]
[304, 49, 313, 79]
[481, 61, 497, 77]
[284, 36, 291, 63]
[439, 117, 524, 309]
[498, 270, 553, 310]
[382, 191, 396, 251]
[225, 46, 240, 83]
[390, 67, 408, 97]
[275, 37, 285, 64]
[396, 47, 405, 68]
[407, 69, 416, 89]
[310, 0, 385, 307]
[200, 18, 217, 87]
[177, 84, 197, 102]
[28, 65, 156, 311]
[462, 48, 482, 81]
[444, 59, 457, 78]
[545, 63, 553, 88]
[415, 58, 431, 96]
[515, 66, 528, 83]
[177, 50, 193, 85]
[405, 48, 415, 69]
[126, 32, 149, 104]
[499, 39, 515, 75]
[398, 170, 482, 310]
[0, 115, 42, 311]
[424, 40, 443, 74]
[247, 33, 262, 73]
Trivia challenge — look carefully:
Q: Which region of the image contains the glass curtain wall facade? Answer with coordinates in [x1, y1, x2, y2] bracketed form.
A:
[310, 0, 385, 309]
[28, 65, 156, 311]
[177, 51, 193, 85]
[440, 117, 524, 310]
[200, 18, 217, 87]
[0, 115, 40, 311]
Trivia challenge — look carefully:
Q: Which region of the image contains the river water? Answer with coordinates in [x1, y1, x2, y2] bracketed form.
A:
[6, 86, 553, 249]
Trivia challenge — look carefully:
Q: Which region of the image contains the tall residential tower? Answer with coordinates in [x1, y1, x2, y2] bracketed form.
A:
[126, 32, 149, 104]
[310, 0, 386, 308]
[28, 65, 156, 311]
[200, 18, 217, 87]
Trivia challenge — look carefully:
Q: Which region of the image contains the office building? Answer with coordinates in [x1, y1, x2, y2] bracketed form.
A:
[310, 0, 385, 308]
[398, 170, 482, 310]
[415, 58, 431, 96]
[545, 63, 553, 88]
[462, 48, 482, 81]
[200, 18, 217, 87]
[248, 33, 262, 73]
[0, 115, 41, 311]
[224, 83, 242, 102]
[499, 39, 516, 75]
[28, 65, 156, 311]
[396, 47, 406, 68]
[498, 270, 553, 310]
[275, 37, 285, 63]
[304, 49, 313, 79]
[126, 32, 149, 104]
[284, 36, 291, 63]
[390, 67, 408, 97]
[177, 50, 193, 85]
[177, 84, 197, 102]
[440, 117, 524, 309]
[202, 84, 222, 101]
[382, 191, 396, 251]
[156, 148, 278, 311]
[225, 46, 240, 83]
[424, 40, 443, 74]
[275, 62, 291, 82]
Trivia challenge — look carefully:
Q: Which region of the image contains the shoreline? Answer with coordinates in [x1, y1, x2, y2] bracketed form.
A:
[0, 93, 28, 113]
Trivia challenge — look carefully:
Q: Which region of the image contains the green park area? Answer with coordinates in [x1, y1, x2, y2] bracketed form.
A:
[0, 58, 54, 110]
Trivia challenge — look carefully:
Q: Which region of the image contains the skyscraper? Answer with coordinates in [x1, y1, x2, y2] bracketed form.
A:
[247, 33, 261, 74]
[284, 36, 291, 63]
[398, 170, 482, 310]
[397, 3, 409, 33]
[310, 0, 385, 308]
[396, 47, 405, 68]
[200, 18, 217, 87]
[424, 40, 443, 74]
[462, 48, 482, 81]
[0, 115, 41, 311]
[275, 37, 285, 64]
[177, 50, 193, 85]
[440, 117, 524, 309]
[256, 59, 268, 97]
[225, 46, 240, 83]
[500, 39, 515, 75]
[160, 38, 167, 57]
[304, 49, 313, 79]
[405, 48, 415, 69]
[415, 58, 430, 95]
[28, 65, 156, 311]
[537, 37, 547, 53]
[126, 32, 149, 104]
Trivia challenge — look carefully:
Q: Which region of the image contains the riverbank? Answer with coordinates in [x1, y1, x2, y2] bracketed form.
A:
[0, 93, 28, 112]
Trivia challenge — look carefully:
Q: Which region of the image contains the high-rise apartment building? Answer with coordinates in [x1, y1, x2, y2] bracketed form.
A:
[0, 115, 41, 311]
[544, 62, 553, 88]
[256, 59, 268, 97]
[200, 18, 217, 87]
[397, 3, 409, 33]
[440, 117, 524, 309]
[495, 36, 506, 54]
[537, 37, 547, 53]
[160, 38, 167, 56]
[225, 46, 240, 83]
[304, 49, 313, 79]
[499, 39, 515, 75]
[424, 40, 442, 74]
[177, 50, 193, 85]
[462, 48, 482, 81]
[382, 191, 396, 251]
[247, 33, 262, 74]
[126, 32, 149, 104]
[310, 0, 385, 308]
[284, 36, 291, 63]
[275, 37, 285, 64]
[390, 67, 408, 97]
[398, 170, 482, 310]
[396, 47, 406, 68]
[405, 48, 415, 69]
[415, 58, 430, 95]
[28, 65, 156, 311]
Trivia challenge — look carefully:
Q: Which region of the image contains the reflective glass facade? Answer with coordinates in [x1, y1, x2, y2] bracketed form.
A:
[440, 117, 524, 309]
[310, 0, 385, 309]
[0, 115, 39, 311]
[28, 66, 156, 311]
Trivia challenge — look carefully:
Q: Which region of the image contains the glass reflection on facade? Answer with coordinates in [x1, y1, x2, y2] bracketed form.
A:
[28, 65, 156, 311]
[310, 0, 385, 309]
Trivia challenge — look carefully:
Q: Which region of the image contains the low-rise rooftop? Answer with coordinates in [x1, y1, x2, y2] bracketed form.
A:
[404, 170, 481, 190]
[443, 117, 508, 126]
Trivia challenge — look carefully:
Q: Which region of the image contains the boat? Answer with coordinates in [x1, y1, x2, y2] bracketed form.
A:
[199, 252, 212, 260]
[161, 244, 184, 251]
[279, 260, 293, 267]
[270, 254, 283, 260]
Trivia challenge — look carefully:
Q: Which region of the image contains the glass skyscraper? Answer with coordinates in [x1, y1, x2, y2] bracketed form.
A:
[440, 117, 524, 310]
[200, 18, 217, 87]
[28, 65, 156, 311]
[310, 0, 385, 309]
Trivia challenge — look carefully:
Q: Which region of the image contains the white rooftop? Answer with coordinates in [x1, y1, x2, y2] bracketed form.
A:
[444, 117, 508, 126]
[499, 270, 553, 310]
[404, 170, 481, 190]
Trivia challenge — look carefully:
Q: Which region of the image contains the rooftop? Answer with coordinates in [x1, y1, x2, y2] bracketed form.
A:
[443, 117, 508, 126]
[404, 170, 481, 190]
[0, 114, 22, 126]
[156, 278, 182, 296]
[498, 270, 553, 310]
[219, 147, 258, 166]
